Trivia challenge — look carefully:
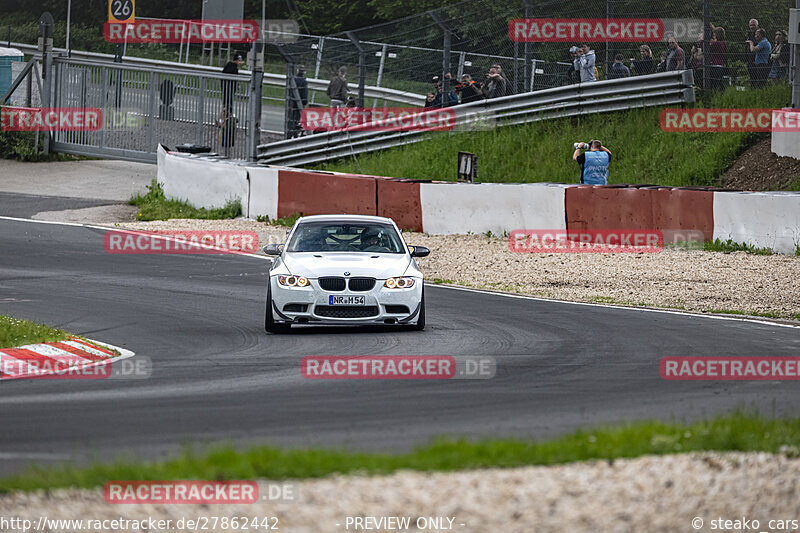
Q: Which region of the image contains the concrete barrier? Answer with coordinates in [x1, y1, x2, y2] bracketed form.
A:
[377, 179, 423, 231]
[771, 109, 800, 160]
[162, 153, 249, 211]
[277, 169, 377, 218]
[156, 155, 799, 254]
[713, 191, 800, 254]
[248, 166, 280, 221]
[565, 185, 714, 241]
[420, 182, 567, 235]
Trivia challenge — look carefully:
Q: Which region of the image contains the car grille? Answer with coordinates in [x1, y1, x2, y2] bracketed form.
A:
[385, 305, 410, 314]
[283, 303, 308, 313]
[315, 306, 379, 319]
[318, 277, 346, 291]
[348, 277, 376, 291]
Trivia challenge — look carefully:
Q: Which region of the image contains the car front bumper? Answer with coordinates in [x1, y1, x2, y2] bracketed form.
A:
[269, 277, 423, 326]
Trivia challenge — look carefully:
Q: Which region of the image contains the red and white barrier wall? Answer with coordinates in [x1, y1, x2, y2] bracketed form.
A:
[159, 152, 800, 254]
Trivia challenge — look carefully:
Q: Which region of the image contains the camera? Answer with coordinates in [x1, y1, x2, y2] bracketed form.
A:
[573, 142, 588, 150]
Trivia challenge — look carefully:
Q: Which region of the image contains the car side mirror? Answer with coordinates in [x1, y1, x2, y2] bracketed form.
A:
[263, 243, 283, 255]
[410, 246, 430, 258]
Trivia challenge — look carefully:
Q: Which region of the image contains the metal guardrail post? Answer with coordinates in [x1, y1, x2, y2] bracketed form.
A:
[197, 76, 205, 144]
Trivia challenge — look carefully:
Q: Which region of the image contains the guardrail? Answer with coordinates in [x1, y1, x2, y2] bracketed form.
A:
[8, 42, 425, 107]
[257, 70, 695, 167]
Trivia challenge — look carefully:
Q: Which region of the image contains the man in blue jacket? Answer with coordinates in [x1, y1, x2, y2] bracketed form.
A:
[573, 140, 612, 185]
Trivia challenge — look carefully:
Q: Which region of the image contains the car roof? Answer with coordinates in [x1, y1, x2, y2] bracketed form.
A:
[296, 214, 396, 225]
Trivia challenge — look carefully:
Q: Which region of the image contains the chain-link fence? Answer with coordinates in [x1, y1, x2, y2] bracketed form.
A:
[268, 0, 792, 106]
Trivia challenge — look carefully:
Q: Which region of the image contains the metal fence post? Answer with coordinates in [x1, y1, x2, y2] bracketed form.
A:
[374, 43, 387, 107]
[248, 41, 264, 162]
[702, 0, 709, 91]
[523, 0, 533, 91]
[147, 70, 157, 152]
[310, 36, 324, 105]
[429, 11, 451, 106]
[346, 31, 366, 108]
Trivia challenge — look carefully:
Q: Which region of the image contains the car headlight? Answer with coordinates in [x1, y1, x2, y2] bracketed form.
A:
[278, 275, 309, 287]
[384, 277, 415, 289]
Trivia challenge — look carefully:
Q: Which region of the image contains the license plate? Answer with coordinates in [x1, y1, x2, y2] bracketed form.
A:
[329, 295, 366, 305]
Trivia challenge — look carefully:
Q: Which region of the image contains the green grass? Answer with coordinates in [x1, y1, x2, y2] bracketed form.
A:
[430, 278, 455, 285]
[2, 413, 799, 492]
[703, 238, 774, 255]
[129, 180, 241, 221]
[315, 85, 791, 188]
[0, 315, 71, 349]
[265, 212, 303, 227]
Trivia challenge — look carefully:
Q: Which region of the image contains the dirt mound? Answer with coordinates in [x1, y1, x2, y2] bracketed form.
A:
[718, 137, 800, 191]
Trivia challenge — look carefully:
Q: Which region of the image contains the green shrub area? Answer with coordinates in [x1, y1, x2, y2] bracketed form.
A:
[129, 180, 241, 221]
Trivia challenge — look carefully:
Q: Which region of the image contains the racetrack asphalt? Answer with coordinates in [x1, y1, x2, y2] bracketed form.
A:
[0, 216, 799, 477]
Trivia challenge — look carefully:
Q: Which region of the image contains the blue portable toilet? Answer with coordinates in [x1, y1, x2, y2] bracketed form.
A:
[0, 47, 24, 99]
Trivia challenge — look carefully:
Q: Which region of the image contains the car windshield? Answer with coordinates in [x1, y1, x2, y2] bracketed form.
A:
[286, 222, 405, 253]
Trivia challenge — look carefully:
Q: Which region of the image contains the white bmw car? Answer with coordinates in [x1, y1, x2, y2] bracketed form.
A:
[263, 215, 429, 333]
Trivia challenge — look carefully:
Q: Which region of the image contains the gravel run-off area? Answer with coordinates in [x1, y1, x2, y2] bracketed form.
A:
[109, 218, 800, 320]
[2, 452, 800, 532]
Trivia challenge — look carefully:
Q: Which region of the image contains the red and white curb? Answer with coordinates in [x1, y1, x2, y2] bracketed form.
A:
[0, 337, 135, 380]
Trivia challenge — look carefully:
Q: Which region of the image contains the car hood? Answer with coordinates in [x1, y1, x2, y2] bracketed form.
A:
[282, 252, 412, 279]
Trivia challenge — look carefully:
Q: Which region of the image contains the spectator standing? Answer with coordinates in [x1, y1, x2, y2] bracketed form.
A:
[656, 50, 668, 73]
[221, 53, 243, 112]
[573, 43, 597, 82]
[565, 46, 581, 84]
[482, 67, 508, 99]
[608, 54, 630, 79]
[690, 39, 704, 82]
[747, 28, 771, 88]
[326, 66, 348, 108]
[424, 92, 436, 108]
[454, 74, 484, 104]
[769, 30, 790, 82]
[430, 76, 458, 107]
[219, 53, 243, 156]
[631, 45, 656, 75]
[288, 65, 308, 138]
[666, 37, 685, 71]
[492, 64, 514, 95]
[573, 140, 612, 185]
[708, 25, 728, 90]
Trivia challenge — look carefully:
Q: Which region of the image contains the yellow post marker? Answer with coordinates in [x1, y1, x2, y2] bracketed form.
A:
[108, 0, 135, 23]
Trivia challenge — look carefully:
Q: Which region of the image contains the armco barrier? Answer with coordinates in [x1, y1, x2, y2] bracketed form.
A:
[162, 154, 249, 213]
[248, 166, 280, 221]
[565, 185, 714, 240]
[277, 169, 377, 219]
[377, 179, 423, 231]
[713, 191, 800, 254]
[420, 182, 568, 235]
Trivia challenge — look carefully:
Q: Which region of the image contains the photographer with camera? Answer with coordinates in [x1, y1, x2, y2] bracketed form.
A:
[572, 43, 597, 82]
[454, 74, 484, 104]
[572, 140, 612, 185]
